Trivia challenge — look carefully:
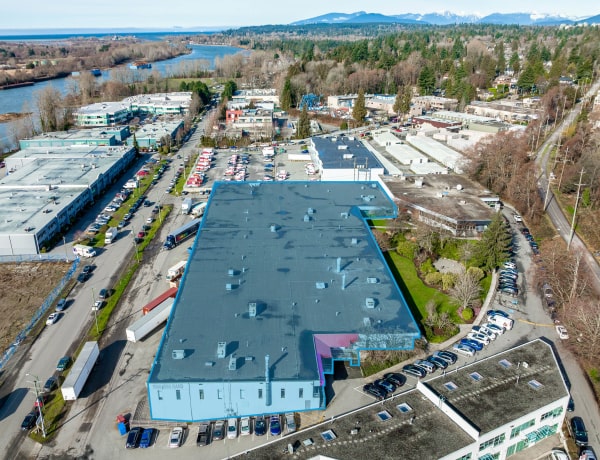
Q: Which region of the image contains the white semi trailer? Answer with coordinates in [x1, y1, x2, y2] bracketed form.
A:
[126, 299, 173, 343]
[61, 341, 100, 401]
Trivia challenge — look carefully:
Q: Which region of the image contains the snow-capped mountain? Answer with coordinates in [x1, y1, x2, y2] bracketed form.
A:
[291, 10, 587, 26]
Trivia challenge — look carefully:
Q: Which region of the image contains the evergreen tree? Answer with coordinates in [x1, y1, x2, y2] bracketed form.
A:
[393, 86, 411, 120]
[418, 66, 435, 95]
[472, 213, 513, 272]
[352, 89, 367, 125]
[280, 78, 293, 111]
[297, 105, 311, 139]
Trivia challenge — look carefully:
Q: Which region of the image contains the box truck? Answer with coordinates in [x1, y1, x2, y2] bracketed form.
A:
[181, 197, 193, 214]
[190, 202, 207, 218]
[73, 244, 97, 258]
[166, 260, 187, 281]
[126, 300, 173, 342]
[104, 227, 118, 244]
[61, 341, 99, 401]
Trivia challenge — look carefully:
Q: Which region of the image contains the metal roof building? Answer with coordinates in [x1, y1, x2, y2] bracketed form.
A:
[147, 181, 420, 421]
[311, 136, 386, 181]
[0, 145, 135, 255]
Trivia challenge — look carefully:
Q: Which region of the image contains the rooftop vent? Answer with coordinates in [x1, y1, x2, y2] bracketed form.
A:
[303, 214, 310, 222]
[340, 212, 348, 219]
[248, 302, 257, 317]
[363, 317, 372, 327]
[228, 268, 235, 276]
[217, 342, 227, 359]
[226, 283, 233, 291]
[316, 282, 327, 289]
[351, 238, 358, 245]
[307, 208, 315, 214]
[172, 350, 185, 360]
[270, 224, 278, 233]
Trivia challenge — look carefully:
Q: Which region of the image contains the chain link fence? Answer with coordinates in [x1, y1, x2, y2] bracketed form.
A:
[0, 257, 79, 370]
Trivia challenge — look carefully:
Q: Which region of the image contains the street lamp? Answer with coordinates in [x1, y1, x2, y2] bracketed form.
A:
[25, 373, 47, 438]
[91, 288, 99, 335]
[131, 230, 140, 263]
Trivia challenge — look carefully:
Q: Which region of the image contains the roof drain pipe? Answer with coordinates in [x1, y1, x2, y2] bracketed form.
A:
[265, 354, 272, 406]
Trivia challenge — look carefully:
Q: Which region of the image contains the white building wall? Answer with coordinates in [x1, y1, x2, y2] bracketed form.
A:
[149, 379, 322, 421]
[321, 168, 384, 182]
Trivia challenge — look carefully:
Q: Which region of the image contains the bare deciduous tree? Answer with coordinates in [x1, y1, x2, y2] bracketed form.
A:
[450, 268, 482, 310]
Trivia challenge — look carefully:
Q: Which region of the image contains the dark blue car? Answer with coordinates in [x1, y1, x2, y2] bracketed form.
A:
[460, 338, 483, 351]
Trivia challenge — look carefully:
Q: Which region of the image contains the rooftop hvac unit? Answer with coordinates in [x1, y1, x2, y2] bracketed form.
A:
[365, 298, 376, 309]
[316, 282, 327, 289]
[172, 350, 185, 360]
[303, 214, 310, 222]
[367, 277, 379, 284]
[351, 238, 358, 245]
[217, 342, 227, 358]
[307, 208, 315, 214]
[226, 283, 233, 291]
[363, 317, 372, 327]
[248, 302, 257, 317]
[229, 355, 237, 371]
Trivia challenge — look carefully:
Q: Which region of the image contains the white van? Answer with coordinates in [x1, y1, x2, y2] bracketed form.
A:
[488, 314, 514, 331]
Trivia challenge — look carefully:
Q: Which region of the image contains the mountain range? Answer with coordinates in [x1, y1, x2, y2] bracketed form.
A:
[291, 11, 600, 26]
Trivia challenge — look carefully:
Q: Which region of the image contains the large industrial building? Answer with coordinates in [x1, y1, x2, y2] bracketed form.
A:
[19, 126, 130, 149]
[0, 145, 135, 255]
[311, 136, 386, 181]
[148, 181, 421, 421]
[126, 119, 184, 150]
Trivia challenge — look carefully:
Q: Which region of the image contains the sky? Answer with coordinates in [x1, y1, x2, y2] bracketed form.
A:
[1, 1, 598, 30]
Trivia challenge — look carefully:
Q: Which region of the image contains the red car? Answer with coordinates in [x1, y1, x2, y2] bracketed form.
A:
[137, 231, 146, 238]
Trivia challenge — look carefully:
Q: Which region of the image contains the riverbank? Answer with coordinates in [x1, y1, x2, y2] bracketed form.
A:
[0, 112, 30, 123]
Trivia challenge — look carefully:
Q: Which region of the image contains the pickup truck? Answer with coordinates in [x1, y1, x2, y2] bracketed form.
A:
[196, 423, 210, 446]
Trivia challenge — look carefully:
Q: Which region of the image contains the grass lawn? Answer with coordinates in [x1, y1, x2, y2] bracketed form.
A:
[386, 252, 457, 324]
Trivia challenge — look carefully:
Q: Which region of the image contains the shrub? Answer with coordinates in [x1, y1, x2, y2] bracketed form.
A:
[461, 307, 474, 321]
[419, 258, 436, 275]
[441, 273, 457, 290]
[396, 241, 418, 259]
[467, 266, 485, 281]
[425, 272, 443, 286]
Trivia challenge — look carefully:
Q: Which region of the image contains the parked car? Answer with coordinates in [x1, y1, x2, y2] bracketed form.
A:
[117, 220, 127, 229]
[82, 265, 94, 275]
[383, 372, 406, 387]
[567, 397, 575, 412]
[461, 336, 484, 350]
[453, 343, 476, 357]
[570, 416, 588, 446]
[137, 231, 146, 239]
[285, 413, 296, 433]
[427, 355, 448, 369]
[146, 217, 154, 224]
[92, 300, 103, 311]
[482, 323, 504, 335]
[579, 448, 597, 460]
[549, 449, 569, 460]
[169, 426, 184, 448]
[55, 298, 67, 312]
[434, 350, 457, 365]
[213, 420, 225, 440]
[56, 356, 70, 371]
[46, 312, 59, 325]
[123, 213, 132, 220]
[254, 416, 266, 436]
[139, 427, 155, 448]
[471, 326, 496, 340]
[21, 411, 37, 431]
[239, 417, 250, 436]
[402, 364, 426, 378]
[374, 378, 396, 393]
[487, 309, 510, 318]
[414, 359, 436, 374]
[269, 415, 281, 436]
[126, 426, 143, 448]
[42, 376, 58, 393]
[227, 418, 238, 439]
[98, 288, 109, 300]
[77, 272, 90, 283]
[196, 423, 211, 446]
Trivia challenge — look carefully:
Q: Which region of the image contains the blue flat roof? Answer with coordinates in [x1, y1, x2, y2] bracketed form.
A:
[149, 181, 420, 385]
[313, 136, 384, 170]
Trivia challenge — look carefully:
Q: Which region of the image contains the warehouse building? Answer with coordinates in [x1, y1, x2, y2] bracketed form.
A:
[0, 145, 135, 255]
[123, 92, 192, 116]
[311, 136, 385, 181]
[19, 126, 130, 149]
[126, 119, 184, 151]
[148, 181, 421, 421]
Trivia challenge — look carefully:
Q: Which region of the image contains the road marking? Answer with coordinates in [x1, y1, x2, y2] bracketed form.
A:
[517, 318, 555, 327]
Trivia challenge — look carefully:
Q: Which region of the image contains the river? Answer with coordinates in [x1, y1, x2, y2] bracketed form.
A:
[0, 44, 245, 149]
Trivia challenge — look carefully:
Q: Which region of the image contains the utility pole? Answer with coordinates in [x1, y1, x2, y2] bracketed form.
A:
[26, 374, 47, 438]
[91, 287, 99, 335]
[558, 147, 569, 191]
[568, 168, 586, 249]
